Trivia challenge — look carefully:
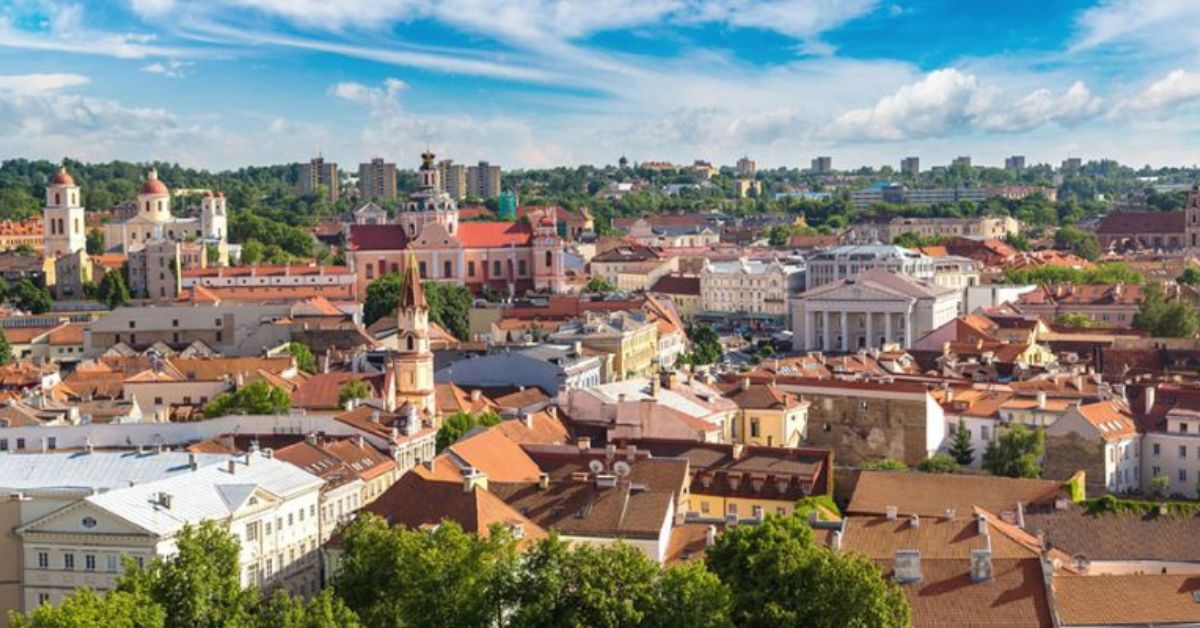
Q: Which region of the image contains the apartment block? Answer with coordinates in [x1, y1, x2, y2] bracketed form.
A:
[298, 156, 339, 202]
[357, 157, 397, 201]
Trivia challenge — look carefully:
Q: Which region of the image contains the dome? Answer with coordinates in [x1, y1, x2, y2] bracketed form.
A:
[202, 190, 213, 198]
[51, 167, 74, 187]
[140, 168, 169, 195]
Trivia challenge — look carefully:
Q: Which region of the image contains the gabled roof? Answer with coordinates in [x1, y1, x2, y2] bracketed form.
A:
[456, 221, 534, 248]
[1074, 400, 1137, 442]
[347, 224, 409, 251]
[847, 471, 1063, 518]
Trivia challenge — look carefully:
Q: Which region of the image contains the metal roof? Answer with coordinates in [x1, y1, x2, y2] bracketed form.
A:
[0, 450, 233, 494]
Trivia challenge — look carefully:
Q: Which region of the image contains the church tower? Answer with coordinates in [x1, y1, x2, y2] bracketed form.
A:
[43, 166, 86, 258]
[394, 248, 436, 416]
[200, 190, 227, 242]
[400, 151, 459, 240]
[137, 168, 172, 223]
[1187, 184, 1200, 249]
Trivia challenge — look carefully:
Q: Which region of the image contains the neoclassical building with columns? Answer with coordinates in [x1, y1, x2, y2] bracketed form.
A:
[790, 268, 960, 353]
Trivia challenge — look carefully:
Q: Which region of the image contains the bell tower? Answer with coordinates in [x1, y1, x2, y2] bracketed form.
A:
[394, 248, 436, 416]
[43, 166, 86, 258]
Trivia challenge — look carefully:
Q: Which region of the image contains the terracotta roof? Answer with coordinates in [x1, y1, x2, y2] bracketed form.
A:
[847, 471, 1063, 518]
[291, 372, 378, 409]
[1053, 573, 1200, 626]
[367, 471, 547, 546]
[1075, 400, 1137, 442]
[435, 382, 499, 415]
[492, 387, 549, 410]
[446, 428, 543, 482]
[139, 169, 168, 195]
[1018, 284, 1144, 307]
[633, 439, 831, 502]
[720, 381, 804, 410]
[273, 440, 360, 490]
[455, 221, 533, 248]
[51, 167, 74, 186]
[323, 436, 396, 481]
[1096, 211, 1185, 234]
[491, 411, 570, 446]
[347, 224, 409, 251]
[1024, 503, 1200, 562]
[650, 274, 700, 296]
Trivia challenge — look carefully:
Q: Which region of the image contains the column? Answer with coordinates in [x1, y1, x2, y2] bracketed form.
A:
[822, 311, 831, 351]
[865, 312, 874, 350]
[806, 310, 816, 350]
[884, 312, 893, 345]
[839, 311, 849, 352]
[904, 304, 913, 348]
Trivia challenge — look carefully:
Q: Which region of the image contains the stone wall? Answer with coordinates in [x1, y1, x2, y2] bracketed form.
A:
[1045, 432, 1105, 495]
[802, 393, 929, 467]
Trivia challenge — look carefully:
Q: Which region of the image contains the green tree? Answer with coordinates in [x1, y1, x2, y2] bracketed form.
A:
[116, 521, 254, 628]
[860, 458, 908, 471]
[332, 516, 519, 628]
[240, 239, 264, 266]
[917, 453, 961, 474]
[584, 276, 617, 293]
[684, 323, 722, 366]
[948, 422, 975, 466]
[767, 224, 793, 247]
[288, 341, 317, 374]
[436, 410, 502, 451]
[86, 228, 106, 255]
[205, 243, 221, 265]
[203, 380, 291, 417]
[97, 269, 131, 309]
[338, 379, 372, 407]
[1055, 312, 1092, 329]
[425, 280, 473, 340]
[13, 279, 52, 314]
[363, 273, 402, 327]
[1054, 225, 1101, 261]
[0, 329, 12, 366]
[1179, 267, 1200, 286]
[9, 588, 164, 628]
[1135, 283, 1200, 338]
[255, 589, 361, 628]
[1004, 231, 1030, 251]
[706, 514, 909, 627]
[1151, 474, 1170, 498]
[512, 537, 731, 628]
[982, 424, 1044, 478]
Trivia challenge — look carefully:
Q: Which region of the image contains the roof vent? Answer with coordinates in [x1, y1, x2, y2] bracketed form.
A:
[894, 550, 922, 584]
[885, 505, 898, 521]
[909, 514, 920, 529]
[970, 549, 993, 583]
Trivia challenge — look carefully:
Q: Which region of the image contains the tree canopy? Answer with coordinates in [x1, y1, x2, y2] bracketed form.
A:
[436, 410, 502, 451]
[288, 341, 317, 374]
[97, 270, 131, 309]
[203, 381, 291, 418]
[1134, 283, 1200, 338]
[982, 423, 1045, 478]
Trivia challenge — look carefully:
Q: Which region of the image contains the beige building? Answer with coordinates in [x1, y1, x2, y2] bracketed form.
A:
[887, 215, 1019, 241]
[128, 240, 208, 300]
[437, 159, 467, 199]
[14, 452, 324, 610]
[649, 275, 701, 320]
[700, 258, 804, 319]
[615, 258, 675, 293]
[724, 378, 810, 447]
[552, 310, 659, 380]
[791, 269, 961, 352]
[53, 250, 91, 300]
[299, 156, 339, 202]
[467, 161, 502, 199]
[357, 157, 397, 201]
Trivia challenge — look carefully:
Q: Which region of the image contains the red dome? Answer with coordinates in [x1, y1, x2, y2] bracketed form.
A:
[202, 190, 213, 198]
[140, 169, 169, 195]
[51, 167, 74, 186]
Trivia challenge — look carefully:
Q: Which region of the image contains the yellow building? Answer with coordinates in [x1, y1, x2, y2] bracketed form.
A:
[553, 310, 658, 380]
[723, 378, 810, 447]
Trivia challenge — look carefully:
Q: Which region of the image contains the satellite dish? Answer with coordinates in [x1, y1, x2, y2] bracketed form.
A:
[588, 459, 605, 474]
[613, 461, 632, 477]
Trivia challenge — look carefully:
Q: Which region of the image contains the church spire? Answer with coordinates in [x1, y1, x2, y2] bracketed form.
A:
[399, 247, 426, 310]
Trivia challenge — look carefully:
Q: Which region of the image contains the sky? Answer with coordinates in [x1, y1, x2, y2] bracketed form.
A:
[3, 0, 1200, 171]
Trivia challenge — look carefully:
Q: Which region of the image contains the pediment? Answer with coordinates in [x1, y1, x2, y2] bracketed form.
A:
[19, 500, 153, 537]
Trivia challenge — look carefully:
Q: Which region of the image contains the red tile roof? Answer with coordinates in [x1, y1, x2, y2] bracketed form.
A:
[347, 224, 409, 251]
[455, 221, 534, 248]
[1096, 211, 1185, 234]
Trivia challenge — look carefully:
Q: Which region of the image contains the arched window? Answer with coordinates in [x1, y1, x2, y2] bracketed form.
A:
[407, 336, 414, 351]
[54, 192, 60, 205]
[545, 251, 552, 267]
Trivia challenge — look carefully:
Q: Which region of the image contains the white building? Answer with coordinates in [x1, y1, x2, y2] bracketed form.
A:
[964, 284, 1038, 314]
[700, 257, 804, 319]
[14, 451, 323, 609]
[930, 255, 982, 295]
[805, 244, 934, 289]
[435, 343, 603, 397]
[42, 167, 86, 260]
[791, 269, 960, 352]
[102, 169, 228, 265]
[1045, 401, 1140, 495]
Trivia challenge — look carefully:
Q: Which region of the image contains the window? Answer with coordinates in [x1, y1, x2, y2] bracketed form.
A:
[135, 556, 144, 568]
[288, 513, 294, 527]
[16, 438, 25, 450]
[1181, 445, 1187, 459]
[418, 262, 427, 278]
[493, 260, 502, 276]
[106, 555, 118, 572]
[265, 521, 272, 535]
[366, 265, 374, 279]
[309, 504, 315, 518]
[518, 260, 526, 276]
[154, 397, 163, 405]
[444, 260, 452, 278]
[38, 593, 49, 606]
[299, 508, 305, 522]
[750, 418, 760, 438]
[0, 438, 7, 451]
[63, 553, 75, 570]
[981, 425, 991, 441]
[172, 319, 179, 327]
[727, 503, 738, 515]
[129, 321, 136, 329]
[46, 437, 56, 450]
[246, 521, 259, 541]
[1181, 468, 1188, 482]
[85, 555, 95, 571]
[1154, 443, 1161, 456]
[467, 261, 475, 277]
[37, 552, 48, 568]
[1182, 423, 1190, 434]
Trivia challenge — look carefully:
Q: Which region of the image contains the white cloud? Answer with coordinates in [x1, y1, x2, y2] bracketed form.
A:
[327, 77, 409, 107]
[0, 4, 194, 59]
[0, 73, 90, 94]
[1125, 69, 1200, 114]
[141, 59, 191, 77]
[828, 69, 1102, 141]
[1072, 0, 1200, 54]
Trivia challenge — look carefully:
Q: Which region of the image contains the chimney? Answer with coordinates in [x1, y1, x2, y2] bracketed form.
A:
[976, 514, 989, 536]
[650, 377, 661, 397]
[264, 448, 274, 459]
[595, 473, 617, 489]
[371, 410, 380, 423]
[538, 472, 550, 490]
[894, 550, 922, 584]
[945, 507, 956, 520]
[157, 492, 173, 510]
[462, 468, 488, 493]
[741, 377, 751, 391]
[1037, 391, 1046, 410]
[305, 433, 318, 446]
[969, 549, 993, 583]
[357, 435, 365, 450]
[832, 530, 843, 550]
[731, 444, 745, 460]
[625, 444, 637, 462]
[470, 389, 482, 401]
[188, 453, 198, 471]
[909, 513, 920, 529]
[227, 459, 237, 474]
[1144, 385, 1157, 416]
[705, 525, 717, 548]
[523, 413, 534, 429]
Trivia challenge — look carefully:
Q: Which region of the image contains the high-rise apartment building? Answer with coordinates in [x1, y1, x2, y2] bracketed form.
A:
[900, 156, 920, 176]
[951, 156, 971, 168]
[358, 157, 397, 201]
[299, 156, 339, 202]
[810, 156, 832, 174]
[467, 161, 502, 199]
[736, 156, 757, 178]
[1005, 155, 1026, 171]
[1061, 157, 1082, 173]
[438, 159, 467, 200]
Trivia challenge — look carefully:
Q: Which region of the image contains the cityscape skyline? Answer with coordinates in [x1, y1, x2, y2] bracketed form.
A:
[2, 1, 1200, 170]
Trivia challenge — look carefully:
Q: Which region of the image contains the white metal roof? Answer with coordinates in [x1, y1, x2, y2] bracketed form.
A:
[0, 450, 232, 494]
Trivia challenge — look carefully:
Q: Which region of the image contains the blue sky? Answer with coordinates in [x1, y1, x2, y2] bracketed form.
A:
[2, 0, 1200, 171]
